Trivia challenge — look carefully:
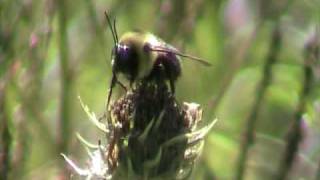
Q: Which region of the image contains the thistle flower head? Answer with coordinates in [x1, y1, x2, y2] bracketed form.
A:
[62, 82, 216, 179]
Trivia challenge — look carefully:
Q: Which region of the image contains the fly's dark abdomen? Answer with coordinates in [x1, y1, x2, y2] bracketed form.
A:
[148, 53, 181, 93]
[161, 53, 181, 82]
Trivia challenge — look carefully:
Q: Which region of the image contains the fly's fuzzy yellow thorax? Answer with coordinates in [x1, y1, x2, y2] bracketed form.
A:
[119, 32, 163, 79]
[119, 32, 146, 50]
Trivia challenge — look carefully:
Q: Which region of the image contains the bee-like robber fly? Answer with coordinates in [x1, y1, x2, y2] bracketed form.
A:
[104, 11, 211, 109]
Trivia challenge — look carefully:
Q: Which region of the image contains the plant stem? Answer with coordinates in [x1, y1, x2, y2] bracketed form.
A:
[207, 23, 260, 110]
[0, 78, 12, 180]
[235, 24, 282, 180]
[57, 0, 72, 175]
[316, 160, 320, 180]
[276, 32, 316, 180]
[83, 0, 105, 49]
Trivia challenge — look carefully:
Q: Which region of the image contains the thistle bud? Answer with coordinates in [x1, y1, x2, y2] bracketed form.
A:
[62, 82, 216, 179]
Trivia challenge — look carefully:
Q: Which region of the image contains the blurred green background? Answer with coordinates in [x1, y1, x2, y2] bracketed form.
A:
[1, 0, 320, 179]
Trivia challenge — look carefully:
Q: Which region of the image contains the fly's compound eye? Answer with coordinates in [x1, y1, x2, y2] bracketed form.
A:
[113, 43, 138, 80]
[116, 44, 131, 62]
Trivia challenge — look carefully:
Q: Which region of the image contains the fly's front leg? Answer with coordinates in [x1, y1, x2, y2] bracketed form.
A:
[169, 78, 175, 96]
[116, 80, 127, 91]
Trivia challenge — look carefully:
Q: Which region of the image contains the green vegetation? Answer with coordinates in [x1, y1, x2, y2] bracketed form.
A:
[0, 0, 320, 179]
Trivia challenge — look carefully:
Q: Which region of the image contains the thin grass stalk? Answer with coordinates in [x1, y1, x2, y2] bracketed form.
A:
[0, 2, 17, 178]
[83, 0, 105, 49]
[155, 0, 186, 40]
[316, 160, 320, 180]
[235, 24, 282, 180]
[276, 31, 317, 180]
[9, 78, 55, 144]
[275, 54, 312, 180]
[174, 0, 205, 45]
[10, 80, 30, 179]
[316, 14, 320, 180]
[13, 25, 53, 178]
[0, 78, 12, 180]
[0, 2, 20, 77]
[57, 0, 72, 176]
[207, 23, 260, 110]
[208, 0, 295, 111]
[0, 3, 24, 177]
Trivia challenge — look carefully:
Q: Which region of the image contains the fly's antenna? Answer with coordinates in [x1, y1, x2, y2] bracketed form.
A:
[104, 11, 119, 114]
[104, 11, 118, 45]
[149, 46, 212, 66]
[113, 19, 119, 43]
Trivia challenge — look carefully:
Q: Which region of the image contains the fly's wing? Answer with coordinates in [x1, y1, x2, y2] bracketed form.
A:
[153, 36, 178, 52]
[147, 37, 212, 66]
